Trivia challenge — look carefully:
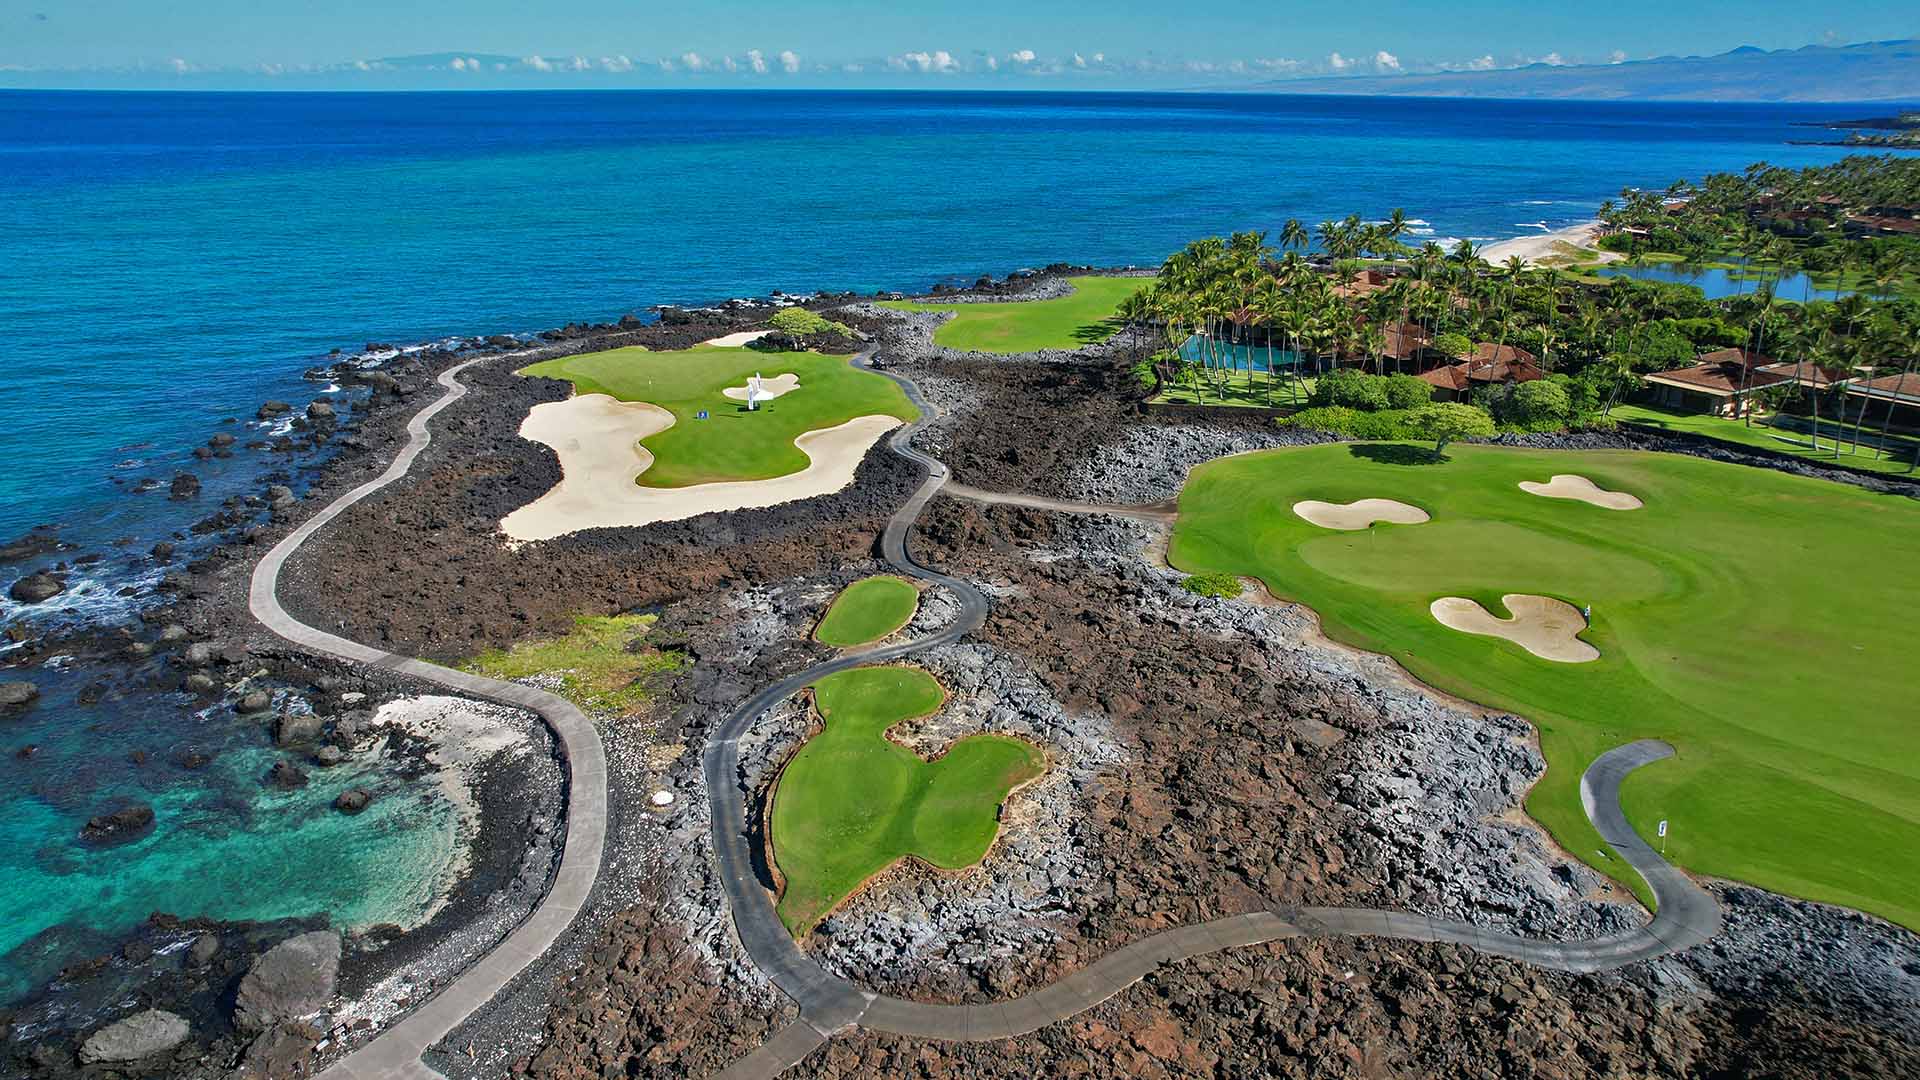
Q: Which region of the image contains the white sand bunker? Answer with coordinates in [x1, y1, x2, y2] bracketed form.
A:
[722, 372, 800, 402]
[1294, 498, 1431, 531]
[500, 393, 901, 541]
[1518, 474, 1643, 511]
[702, 330, 771, 347]
[1430, 594, 1599, 663]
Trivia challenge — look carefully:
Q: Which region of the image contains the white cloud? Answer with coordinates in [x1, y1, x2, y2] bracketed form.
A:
[747, 48, 767, 74]
[1374, 50, 1400, 71]
[1327, 51, 1352, 71]
[986, 55, 999, 70]
[1072, 52, 1087, 68]
[1093, 52, 1104, 63]
[601, 55, 634, 72]
[1467, 54, 1496, 70]
[779, 49, 800, 73]
[889, 50, 960, 73]
[722, 54, 738, 72]
[521, 55, 552, 72]
[1009, 49, 1036, 64]
[1253, 57, 1300, 72]
[680, 51, 705, 71]
[568, 55, 590, 71]
[1610, 49, 1628, 64]
[842, 62, 865, 73]
[1537, 51, 1566, 66]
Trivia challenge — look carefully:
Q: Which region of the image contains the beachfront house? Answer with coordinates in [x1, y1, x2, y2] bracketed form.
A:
[1642, 348, 1791, 418]
[1844, 372, 1920, 434]
[1415, 343, 1543, 402]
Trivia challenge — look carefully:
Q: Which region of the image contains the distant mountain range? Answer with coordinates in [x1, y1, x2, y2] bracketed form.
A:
[1247, 39, 1920, 102]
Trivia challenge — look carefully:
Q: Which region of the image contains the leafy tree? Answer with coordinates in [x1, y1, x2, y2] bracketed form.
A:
[1309, 368, 1390, 411]
[1409, 402, 1495, 454]
[767, 307, 852, 338]
[1508, 380, 1572, 425]
[1433, 331, 1473, 360]
[1383, 374, 1433, 410]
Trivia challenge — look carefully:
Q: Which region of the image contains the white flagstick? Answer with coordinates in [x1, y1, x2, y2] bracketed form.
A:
[1657, 818, 1668, 855]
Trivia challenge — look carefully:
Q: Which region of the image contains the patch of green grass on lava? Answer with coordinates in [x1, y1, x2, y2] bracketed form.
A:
[814, 575, 921, 647]
[878, 276, 1143, 353]
[771, 666, 1046, 935]
[1169, 442, 1920, 929]
[466, 614, 683, 715]
[518, 345, 917, 487]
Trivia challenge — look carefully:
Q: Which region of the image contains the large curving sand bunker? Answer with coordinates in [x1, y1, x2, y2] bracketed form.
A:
[1519, 474, 1643, 511]
[500, 393, 900, 541]
[1293, 498, 1431, 531]
[722, 372, 801, 402]
[1430, 594, 1599, 663]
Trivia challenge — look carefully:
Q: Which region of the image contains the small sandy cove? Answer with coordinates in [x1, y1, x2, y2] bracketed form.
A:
[499, 393, 900, 541]
[1294, 498, 1431, 531]
[1519, 473, 1643, 511]
[1430, 594, 1599, 663]
[702, 330, 772, 347]
[1480, 222, 1623, 268]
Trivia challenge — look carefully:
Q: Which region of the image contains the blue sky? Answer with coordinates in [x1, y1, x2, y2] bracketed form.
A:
[2, 0, 1914, 88]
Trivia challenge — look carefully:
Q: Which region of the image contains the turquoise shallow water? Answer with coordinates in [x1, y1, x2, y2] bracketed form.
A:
[0, 89, 1876, 1000]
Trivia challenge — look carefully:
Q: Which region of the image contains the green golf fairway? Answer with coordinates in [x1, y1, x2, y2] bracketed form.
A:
[1170, 442, 1920, 929]
[519, 345, 917, 487]
[771, 666, 1046, 935]
[877, 276, 1143, 353]
[814, 575, 921, 647]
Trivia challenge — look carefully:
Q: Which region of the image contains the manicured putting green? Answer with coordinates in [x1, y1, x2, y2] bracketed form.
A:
[814, 575, 921, 647]
[878, 276, 1143, 353]
[1170, 442, 1920, 929]
[519, 345, 917, 487]
[771, 666, 1046, 935]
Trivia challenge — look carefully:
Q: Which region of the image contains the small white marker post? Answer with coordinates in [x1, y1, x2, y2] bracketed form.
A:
[1657, 818, 1668, 855]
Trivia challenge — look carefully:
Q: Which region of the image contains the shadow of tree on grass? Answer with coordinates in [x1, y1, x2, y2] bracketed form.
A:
[1349, 442, 1449, 466]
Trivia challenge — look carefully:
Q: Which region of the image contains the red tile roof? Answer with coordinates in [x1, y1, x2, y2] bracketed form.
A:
[1645, 357, 1792, 396]
[1845, 372, 1920, 404]
[1416, 353, 1546, 392]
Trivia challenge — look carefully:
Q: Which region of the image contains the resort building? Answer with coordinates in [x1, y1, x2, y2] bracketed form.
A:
[1844, 371, 1920, 432]
[1643, 348, 1791, 417]
[1415, 343, 1543, 401]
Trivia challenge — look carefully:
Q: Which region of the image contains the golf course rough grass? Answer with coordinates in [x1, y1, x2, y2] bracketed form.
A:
[770, 666, 1046, 935]
[1169, 442, 1920, 929]
[518, 345, 917, 488]
[877, 276, 1143, 354]
[466, 613, 683, 715]
[814, 575, 921, 647]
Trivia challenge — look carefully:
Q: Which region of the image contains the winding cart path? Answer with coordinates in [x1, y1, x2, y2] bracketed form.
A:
[249, 350, 1719, 1080]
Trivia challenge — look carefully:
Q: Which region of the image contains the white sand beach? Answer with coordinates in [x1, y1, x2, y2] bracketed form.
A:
[500, 393, 899, 541]
[1480, 222, 1622, 267]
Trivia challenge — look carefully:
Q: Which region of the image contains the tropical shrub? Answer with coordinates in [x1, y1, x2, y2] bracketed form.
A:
[1507, 380, 1573, 426]
[1282, 406, 1423, 440]
[1408, 402, 1495, 452]
[1181, 571, 1245, 599]
[1433, 332, 1473, 360]
[1383, 373, 1434, 410]
[1309, 368, 1390, 411]
[768, 307, 853, 338]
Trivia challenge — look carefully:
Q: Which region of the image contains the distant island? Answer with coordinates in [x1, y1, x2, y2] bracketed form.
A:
[1242, 38, 1920, 102]
[1790, 111, 1920, 148]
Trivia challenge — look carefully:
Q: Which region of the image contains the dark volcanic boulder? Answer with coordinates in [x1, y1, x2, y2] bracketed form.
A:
[0, 680, 38, 709]
[256, 401, 292, 420]
[333, 788, 372, 815]
[80, 803, 155, 845]
[8, 573, 64, 604]
[233, 931, 341, 1031]
[306, 400, 335, 421]
[272, 713, 324, 747]
[169, 473, 201, 499]
[79, 1008, 191, 1064]
[265, 760, 308, 789]
[235, 690, 271, 714]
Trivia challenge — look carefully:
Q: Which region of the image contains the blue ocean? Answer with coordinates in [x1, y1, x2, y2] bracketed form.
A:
[0, 89, 1877, 1000]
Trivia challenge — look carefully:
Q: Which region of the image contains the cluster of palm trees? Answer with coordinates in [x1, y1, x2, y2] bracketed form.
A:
[1125, 176, 1920, 463]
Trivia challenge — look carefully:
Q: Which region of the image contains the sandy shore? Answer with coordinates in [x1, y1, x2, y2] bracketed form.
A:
[1480, 222, 1622, 268]
[500, 392, 900, 541]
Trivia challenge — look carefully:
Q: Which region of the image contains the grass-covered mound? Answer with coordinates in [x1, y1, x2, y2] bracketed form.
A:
[770, 666, 1045, 935]
[878, 276, 1141, 353]
[466, 614, 683, 714]
[814, 575, 921, 647]
[519, 345, 917, 487]
[1170, 442, 1920, 929]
